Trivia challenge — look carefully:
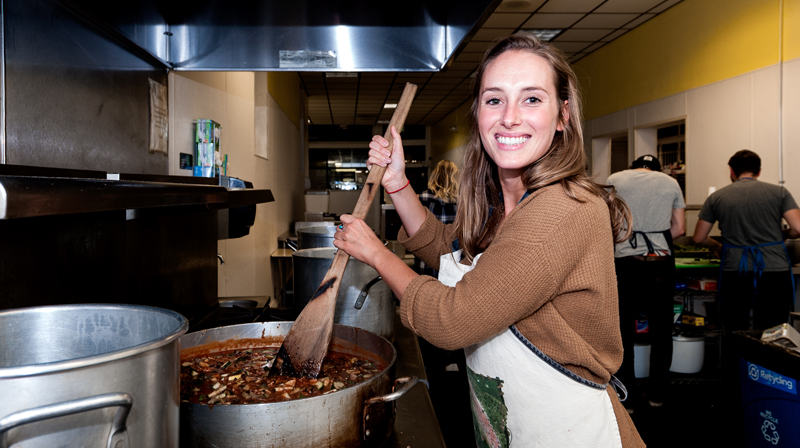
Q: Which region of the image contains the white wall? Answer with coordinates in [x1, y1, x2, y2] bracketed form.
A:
[782, 60, 800, 200]
[327, 190, 380, 231]
[586, 58, 800, 237]
[168, 71, 304, 302]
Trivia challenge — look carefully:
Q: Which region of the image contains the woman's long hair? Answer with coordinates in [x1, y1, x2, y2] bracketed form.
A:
[453, 33, 631, 261]
[428, 160, 459, 203]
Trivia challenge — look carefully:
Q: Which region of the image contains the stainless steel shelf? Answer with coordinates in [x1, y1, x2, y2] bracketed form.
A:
[0, 166, 273, 220]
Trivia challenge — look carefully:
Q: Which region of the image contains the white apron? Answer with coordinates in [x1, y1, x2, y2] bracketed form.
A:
[438, 250, 623, 448]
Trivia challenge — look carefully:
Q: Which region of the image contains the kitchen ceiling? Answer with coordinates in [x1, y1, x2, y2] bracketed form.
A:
[302, 0, 683, 127]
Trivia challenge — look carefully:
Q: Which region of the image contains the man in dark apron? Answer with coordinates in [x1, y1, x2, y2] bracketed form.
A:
[608, 155, 686, 412]
[693, 150, 800, 436]
[693, 150, 800, 339]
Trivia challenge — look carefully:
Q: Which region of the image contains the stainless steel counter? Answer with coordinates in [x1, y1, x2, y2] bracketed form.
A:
[385, 309, 446, 448]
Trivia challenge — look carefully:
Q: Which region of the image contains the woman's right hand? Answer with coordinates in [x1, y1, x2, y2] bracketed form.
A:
[368, 126, 408, 192]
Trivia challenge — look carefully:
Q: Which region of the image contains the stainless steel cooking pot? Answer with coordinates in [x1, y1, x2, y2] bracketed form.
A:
[297, 225, 337, 249]
[179, 322, 420, 448]
[0, 304, 188, 448]
[293, 247, 394, 341]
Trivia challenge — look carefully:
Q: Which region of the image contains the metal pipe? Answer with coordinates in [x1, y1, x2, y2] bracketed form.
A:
[1, 0, 6, 165]
[778, 0, 784, 185]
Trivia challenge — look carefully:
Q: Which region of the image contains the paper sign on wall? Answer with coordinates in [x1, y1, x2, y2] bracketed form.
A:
[149, 79, 168, 155]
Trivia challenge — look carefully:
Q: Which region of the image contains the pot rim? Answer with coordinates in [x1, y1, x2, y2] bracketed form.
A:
[179, 321, 397, 408]
[297, 226, 337, 235]
[291, 247, 351, 259]
[0, 304, 188, 379]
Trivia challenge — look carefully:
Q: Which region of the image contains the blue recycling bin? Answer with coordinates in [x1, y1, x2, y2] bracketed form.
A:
[734, 332, 800, 447]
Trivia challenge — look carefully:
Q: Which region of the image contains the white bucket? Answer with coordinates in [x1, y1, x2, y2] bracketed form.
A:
[634, 343, 651, 378]
[669, 335, 705, 374]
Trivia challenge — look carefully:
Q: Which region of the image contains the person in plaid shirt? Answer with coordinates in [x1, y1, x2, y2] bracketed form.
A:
[414, 160, 459, 277]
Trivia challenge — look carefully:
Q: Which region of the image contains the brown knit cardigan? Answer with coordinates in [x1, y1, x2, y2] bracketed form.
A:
[398, 183, 645, 447]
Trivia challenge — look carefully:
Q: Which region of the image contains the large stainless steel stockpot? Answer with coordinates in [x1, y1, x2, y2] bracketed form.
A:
[297, 225, 337, 249]
[293, 247, 394, 341]
[0, 304, 187, 448]
[179, 322, 419, 448]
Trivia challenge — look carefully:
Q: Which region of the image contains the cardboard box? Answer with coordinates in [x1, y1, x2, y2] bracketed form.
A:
[681, 314, 705, 327]
[688, 278, 717, 291]
[762, 323, 800, 349]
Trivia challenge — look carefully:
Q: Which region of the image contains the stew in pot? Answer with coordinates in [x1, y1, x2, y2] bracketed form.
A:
[180, 347, 385, 405]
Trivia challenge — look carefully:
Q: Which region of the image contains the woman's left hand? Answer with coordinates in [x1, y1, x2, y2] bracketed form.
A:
[333, 214, 389, 268]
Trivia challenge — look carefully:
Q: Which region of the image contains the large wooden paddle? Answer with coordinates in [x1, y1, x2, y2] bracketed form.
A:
[270, 82, 418, 378]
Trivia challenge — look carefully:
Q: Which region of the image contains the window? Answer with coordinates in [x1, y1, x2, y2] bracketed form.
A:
[657, 121, 686, 195]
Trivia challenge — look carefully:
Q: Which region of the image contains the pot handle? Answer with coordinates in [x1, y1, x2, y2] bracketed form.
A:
[354, 276, 383, 310]
[365, 376, 419, 405]
[362, 376, 421, 440]
[0, 392, 133, 448]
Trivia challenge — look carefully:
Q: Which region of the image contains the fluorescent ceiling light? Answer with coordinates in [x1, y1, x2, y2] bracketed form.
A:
[518, 29, 563, 42]
[383, 103, 397, 109]
[326, 72, 358, 78]
[377, 120, 390, 124]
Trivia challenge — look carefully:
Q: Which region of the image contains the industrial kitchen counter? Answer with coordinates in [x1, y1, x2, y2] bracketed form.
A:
[0, 164, 272, 312]
[385, 309, 447, 448]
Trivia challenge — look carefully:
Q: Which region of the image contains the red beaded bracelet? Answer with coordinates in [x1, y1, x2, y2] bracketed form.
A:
[386, 179, 410, 194]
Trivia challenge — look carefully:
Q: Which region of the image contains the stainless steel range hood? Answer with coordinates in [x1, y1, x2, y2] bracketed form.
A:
[61, 0, 500, 72]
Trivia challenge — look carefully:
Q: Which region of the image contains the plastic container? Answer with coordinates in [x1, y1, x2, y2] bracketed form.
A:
[669, 335, 705, 374]
[634, 343, 651, 378]
[193, 119, 221, 178]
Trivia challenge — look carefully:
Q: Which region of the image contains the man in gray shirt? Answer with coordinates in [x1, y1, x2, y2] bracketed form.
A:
[608, 155, 685, 410]
[693, 150, 800, 335]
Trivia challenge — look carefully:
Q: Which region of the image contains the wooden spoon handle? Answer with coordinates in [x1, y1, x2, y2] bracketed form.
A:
[351, 82, 417, 219]
[270, 82, 418, 378]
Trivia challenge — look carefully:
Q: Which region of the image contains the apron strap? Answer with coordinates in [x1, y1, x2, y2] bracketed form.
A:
[628, 229, 670, 256]
[719, 241, 794, 300]
[610, 375, 628, 402]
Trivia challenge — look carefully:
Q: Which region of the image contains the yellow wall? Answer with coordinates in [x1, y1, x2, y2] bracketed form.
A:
[787, 0, 800, 60]
[575, 0, 799, 120]
[430, 101, 472, 158]
[267, 72, 302, 129]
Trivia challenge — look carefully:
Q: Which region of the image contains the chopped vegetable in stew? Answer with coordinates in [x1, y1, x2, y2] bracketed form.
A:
[180, 347, 383, 405]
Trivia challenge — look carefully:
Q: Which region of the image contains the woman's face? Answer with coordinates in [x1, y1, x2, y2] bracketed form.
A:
[478, 50, 567, 176]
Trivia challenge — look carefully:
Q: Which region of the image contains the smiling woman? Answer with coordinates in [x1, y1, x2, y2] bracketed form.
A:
[331, 33, 643, 448]
[477, 50, 567, 177]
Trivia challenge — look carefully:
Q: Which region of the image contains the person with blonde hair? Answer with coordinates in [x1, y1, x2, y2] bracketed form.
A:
[415, 159, 459, 277]
[427, 159, 459, 202]
[334, 33, 642, 447]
